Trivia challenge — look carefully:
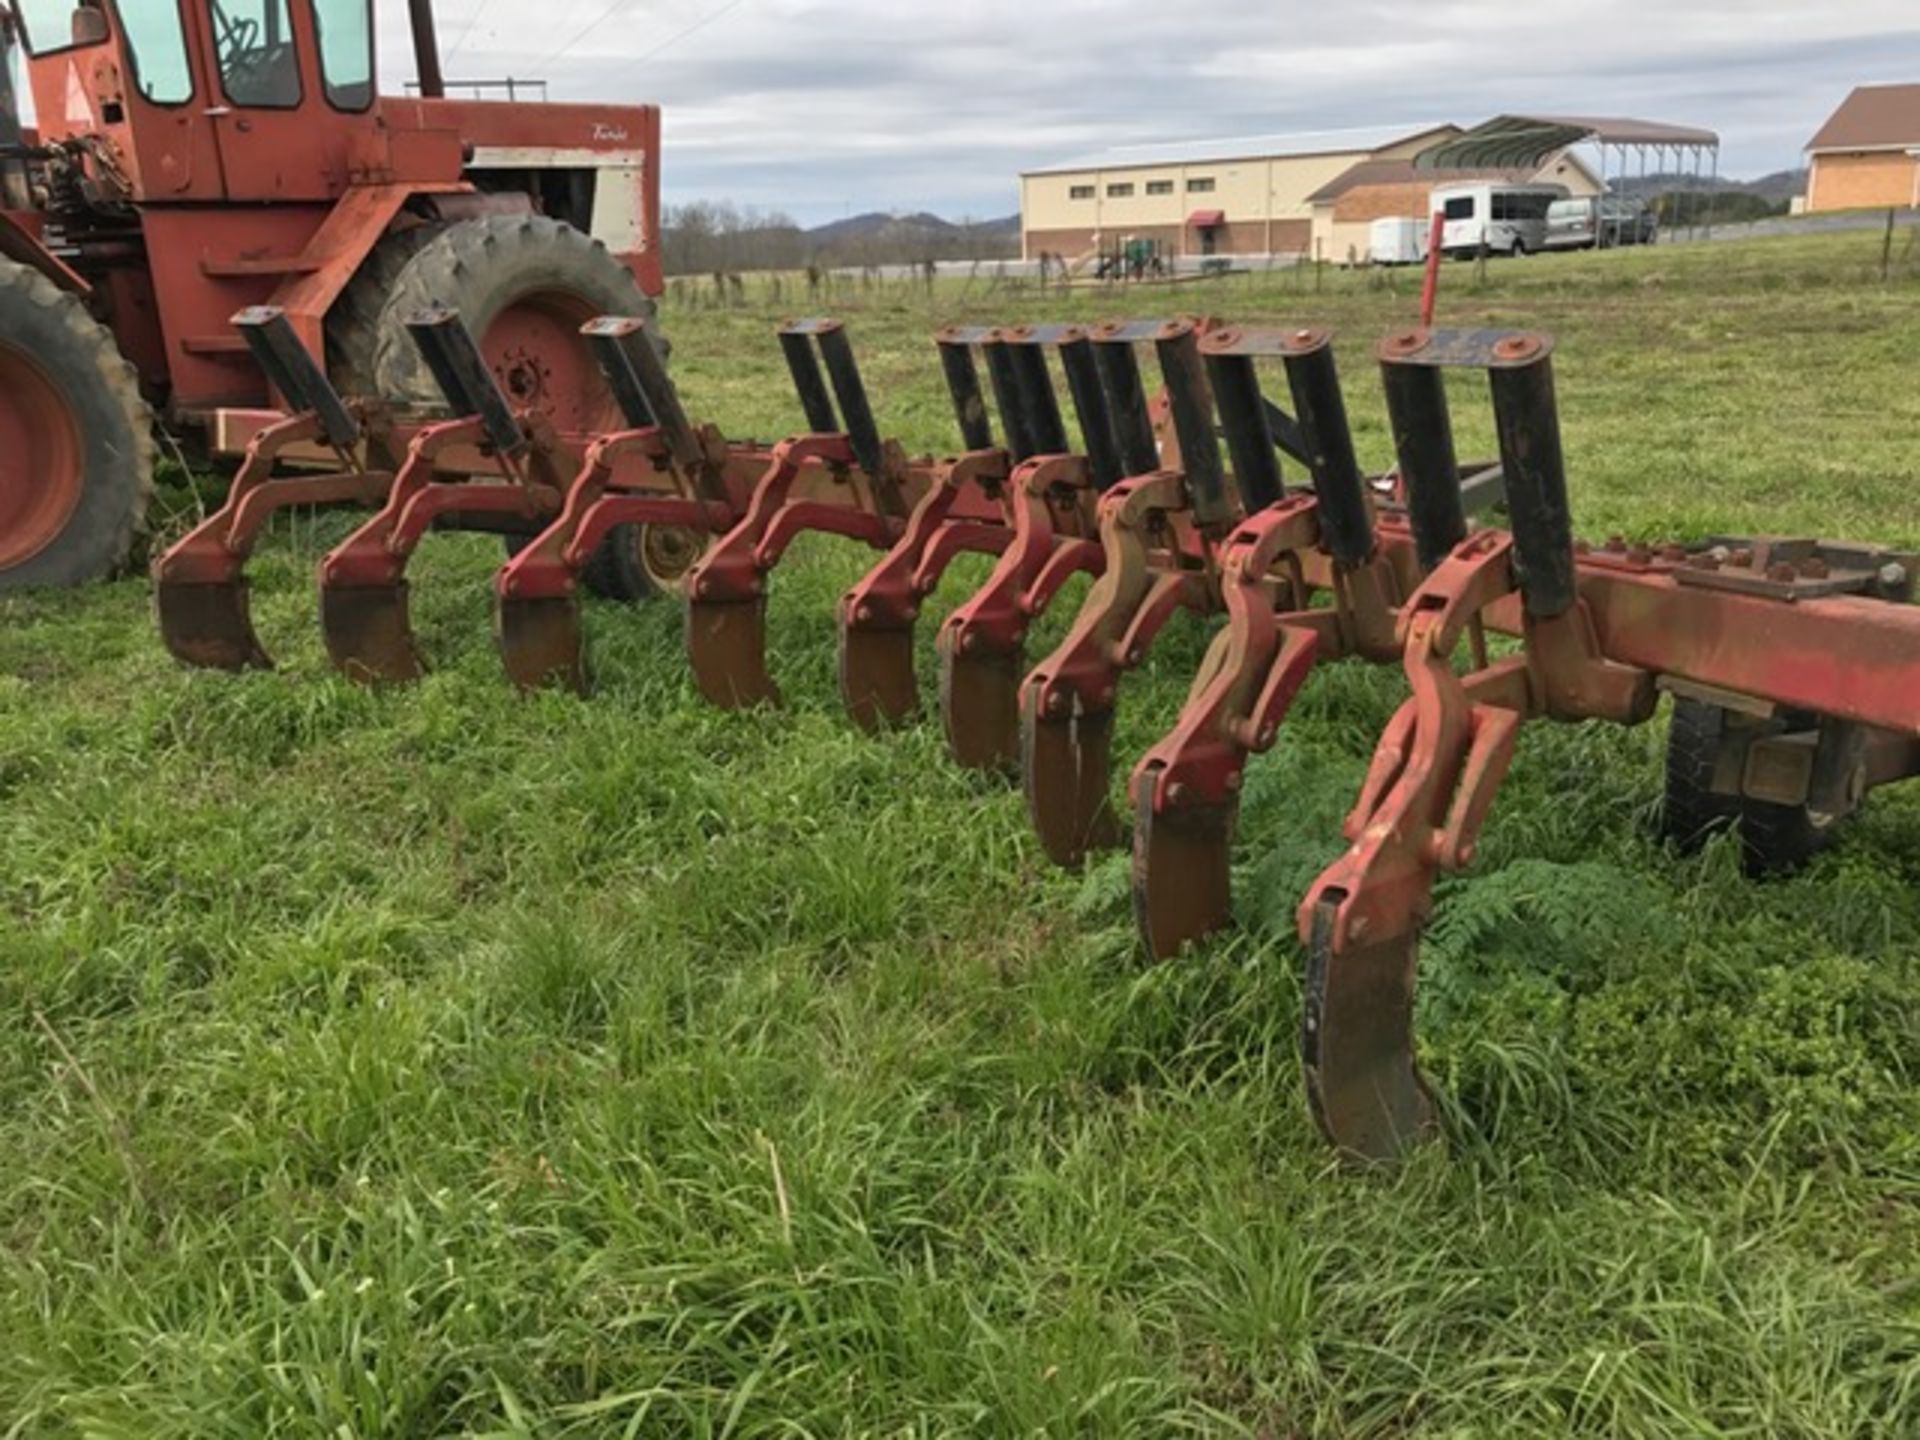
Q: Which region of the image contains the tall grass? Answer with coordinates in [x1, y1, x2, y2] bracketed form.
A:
[2, 230, 1917, 1436]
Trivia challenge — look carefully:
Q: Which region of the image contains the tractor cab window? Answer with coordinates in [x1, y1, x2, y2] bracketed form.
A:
[207, 0, 300, 107]
[310, 0, 371, 110]
[15, 0, 196, 105]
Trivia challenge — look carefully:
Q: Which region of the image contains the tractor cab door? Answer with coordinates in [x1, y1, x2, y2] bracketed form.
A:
[189, 0, 373, 200]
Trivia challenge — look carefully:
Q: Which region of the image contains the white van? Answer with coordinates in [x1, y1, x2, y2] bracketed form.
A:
[1431, 182, 1568, 258]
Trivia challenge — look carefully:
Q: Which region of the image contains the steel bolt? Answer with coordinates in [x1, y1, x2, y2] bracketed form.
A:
[1605, 535, 1628, 553]
[1166, 782, 1189, 806]
[856, 604, 872, 622]
[1768, 562, 1798, 584]
[1730, 548, 1754, 568]
[1689, 551, 1722, 571]
[1799, 557, 1830, 580]
[1660, 543, 1687, 563]
[1879, 562, 1910, 592]
[1629, 544, 1653, 565]
[695, 578, 710, 597]
[960, 631, 977, 654]
[1047, 691, 1069, 717]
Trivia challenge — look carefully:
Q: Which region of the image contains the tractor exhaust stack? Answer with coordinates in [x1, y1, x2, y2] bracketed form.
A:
[408, 0, 447, 99]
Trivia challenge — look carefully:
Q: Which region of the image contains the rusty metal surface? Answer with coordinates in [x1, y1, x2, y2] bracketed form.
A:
[154, 578, 272, 672]
[1020, 696, 1123, 868]
[319, 581, 427, 684]
[686, 597, 778, 709]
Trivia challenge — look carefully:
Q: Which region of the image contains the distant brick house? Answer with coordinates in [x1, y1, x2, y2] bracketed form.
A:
[1805, 84, 1920, 212]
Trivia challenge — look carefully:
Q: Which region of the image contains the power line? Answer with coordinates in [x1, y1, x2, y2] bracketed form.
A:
[540, 0, 751, 71]
[444, 0, 499, 64]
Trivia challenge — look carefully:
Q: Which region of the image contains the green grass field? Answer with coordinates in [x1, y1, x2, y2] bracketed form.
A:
[3, 231, 1918, 1437]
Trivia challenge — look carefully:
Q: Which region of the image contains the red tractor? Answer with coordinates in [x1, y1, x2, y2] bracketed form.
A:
[0, 0, 667, 592]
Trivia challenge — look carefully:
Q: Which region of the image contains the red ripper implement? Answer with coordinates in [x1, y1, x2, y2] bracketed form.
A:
[1292, 327, 1919, 1160]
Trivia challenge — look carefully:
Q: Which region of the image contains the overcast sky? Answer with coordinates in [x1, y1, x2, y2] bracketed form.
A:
[402, 1, 1914, 224]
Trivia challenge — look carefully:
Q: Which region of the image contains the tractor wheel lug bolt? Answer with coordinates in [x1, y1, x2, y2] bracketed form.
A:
[960, 632, 977, 654]
[1047, 692, 1069, 717]
[856, 605, 872, 622]
[1879, 562, 1909, 591]
[1166, 782, 1189, 805]
[1768, 562, 1797, 583]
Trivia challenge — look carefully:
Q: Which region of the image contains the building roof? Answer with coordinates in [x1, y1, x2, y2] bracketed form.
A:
[1807, 84, 1920, 152]
[1022, 122, 1460, 177]
[1417, 115, 1717, 170]
[1308, 158, 1532, 203]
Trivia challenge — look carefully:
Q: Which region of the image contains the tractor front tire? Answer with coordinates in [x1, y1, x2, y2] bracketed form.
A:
[369, 215, 685, 601]
[0, 258, 154, 591]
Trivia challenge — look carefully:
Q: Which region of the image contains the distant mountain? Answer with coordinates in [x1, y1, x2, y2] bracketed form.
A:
[1611, 168, 1807, 201]
[804, 211, 1019, 244]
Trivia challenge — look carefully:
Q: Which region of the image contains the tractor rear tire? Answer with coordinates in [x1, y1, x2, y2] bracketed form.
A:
[0, 259, 154, 591]
[368, 214, 685, 601]
[1661, 697, 1836, 875]
[325, 222, 445, 401]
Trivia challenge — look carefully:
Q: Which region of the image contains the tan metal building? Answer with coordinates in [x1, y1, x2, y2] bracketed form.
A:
[1019, 123, 1461, 263]
[1805, 84, 1920, 212]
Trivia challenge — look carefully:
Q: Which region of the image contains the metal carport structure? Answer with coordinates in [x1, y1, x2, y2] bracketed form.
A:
[1417, 115, 1723, 238]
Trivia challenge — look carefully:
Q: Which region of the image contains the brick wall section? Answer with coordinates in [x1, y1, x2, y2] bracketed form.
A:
[1332, 182, 1435, 224]
[1808, 152, 1920, 211]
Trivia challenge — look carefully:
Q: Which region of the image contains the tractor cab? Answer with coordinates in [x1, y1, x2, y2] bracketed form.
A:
[6, 0, 385, 203]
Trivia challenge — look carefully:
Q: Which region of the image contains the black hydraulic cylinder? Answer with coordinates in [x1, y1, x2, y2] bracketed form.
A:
[1156, 328, 1233, 531]
[1057, 334, 1125, 490]
[1091, 340, 1160, 479]
[405, 307, 525, 458]
[233, 306, 360, 451]
[778, 329, 840, 436]
[583, 321, 659, 429]
[937, 337, 995, 452]
[1488, 358, 1578, 619]
[407, 0, 446, 98]
[982, 338, 1036, 461]
[1009, 342, 1069, 456]
[581, 317, 704, 472]
[1203, 353, 1285, 515]
[1381, 362, 1467, 572]
[1282, 344, 1375, 568]
[815, 325, 885, 476]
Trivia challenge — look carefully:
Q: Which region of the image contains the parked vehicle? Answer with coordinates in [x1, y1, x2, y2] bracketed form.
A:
[1368, 216, 1428, 265]
[1544, 197, 1660, 250]
[1431, 182, 1567, 257]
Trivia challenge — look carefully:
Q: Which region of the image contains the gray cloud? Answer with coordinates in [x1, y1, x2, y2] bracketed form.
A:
[394, 0, 1920, 222]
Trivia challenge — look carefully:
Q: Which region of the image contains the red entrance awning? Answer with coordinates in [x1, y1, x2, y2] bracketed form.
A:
[1187, 209, 1225, 228]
